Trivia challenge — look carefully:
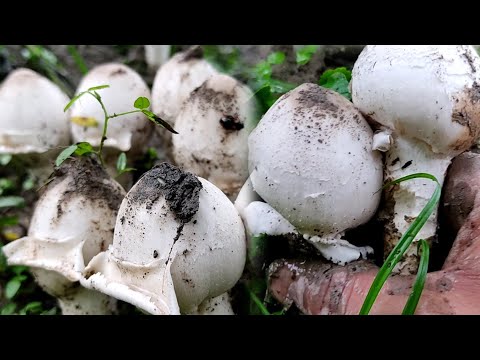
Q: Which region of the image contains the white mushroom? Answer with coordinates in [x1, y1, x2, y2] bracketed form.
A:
[144, 45, 171, 70]
[2, 157, 125, 314]
[81, 162, 246, 315]
[173, 73, 257, 198]
[69, 62, 153, 155]
[248, 83, 383, 265]
[351, 45, 480, 274]
[151, 46, 218, 124]
[0, 68, 71, 184]
[186, 292, 235, 315]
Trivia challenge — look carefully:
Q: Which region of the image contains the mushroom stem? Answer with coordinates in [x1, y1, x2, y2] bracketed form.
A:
[29, 267, 117, 315]
[382, 136, 452, 275]
[57, 287, 117, 315]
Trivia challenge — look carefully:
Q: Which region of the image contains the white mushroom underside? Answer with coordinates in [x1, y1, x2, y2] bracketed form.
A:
[243, 201, 372, 265]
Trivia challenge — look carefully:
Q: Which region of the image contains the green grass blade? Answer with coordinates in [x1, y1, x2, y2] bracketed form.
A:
[67, 45, 88, 75]
[247, 287, 270, 315]
[360, 173, 440, 315]
[402, 239, 429, 315]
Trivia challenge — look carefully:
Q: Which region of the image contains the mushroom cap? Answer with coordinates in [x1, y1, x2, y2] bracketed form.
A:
[69, 62, 152, 153]
[351, 45, 480, 155]
[2, 157, 125, 292]
[151, 47, 218, 123]
[0, 68, 70, 154]
[248, 83, 383, 236]
[81, 163, 246, 314]
[173, 73, 257, 197]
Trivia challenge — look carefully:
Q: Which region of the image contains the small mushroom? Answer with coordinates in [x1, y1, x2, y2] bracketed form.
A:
[0, 68, 71, 183]
[2, 157, 125, 314]
[186, 292, 235, 315]
[144, 45, 171, 70]
[151, 46, 218, 124]
[80, 162, 246, 315]
[173, 73, 257, 198]
[351, 45, 480, 274]
[248, 83, 383, 264]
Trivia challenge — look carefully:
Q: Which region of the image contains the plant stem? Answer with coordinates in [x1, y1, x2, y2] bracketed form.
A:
[87, 92, 109, 167]
[110, 110, 141, 118]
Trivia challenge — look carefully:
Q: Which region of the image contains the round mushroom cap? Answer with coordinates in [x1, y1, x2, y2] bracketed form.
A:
[352, 45, 480, 155]
[173, 73, 257, 197]
[2, 157, 125, 284]
[249, 83, 383, 236]
[0, 68, 70, 154]
[151, 47, 218, 123]
[84, 163, 246, 313]
[69, 63, 152, 153]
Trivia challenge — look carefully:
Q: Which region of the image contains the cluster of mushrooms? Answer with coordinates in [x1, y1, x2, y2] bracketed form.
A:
[1, 45, 480, 315]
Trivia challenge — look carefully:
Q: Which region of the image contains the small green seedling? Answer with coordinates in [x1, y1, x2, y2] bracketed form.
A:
[116, 152, 136, 177]
[57, 86, 177, 168]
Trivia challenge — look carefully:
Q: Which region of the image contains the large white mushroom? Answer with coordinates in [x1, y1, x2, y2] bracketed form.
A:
[2, 157, 125, 314]
[351, 45, 480, 274]
[81, 162, 246, 315]
[248, 83, 383, 265]
[0, 68, 70, 183]
[173, 73, 257, 198]
[151, 46, 218, 124]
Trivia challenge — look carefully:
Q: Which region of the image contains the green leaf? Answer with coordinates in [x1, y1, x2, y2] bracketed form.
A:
[0, 178, 15, 195]
[0, 154, 12, 166]
[143, 111, 178, 134]
[319, 67, 352, 100]
[0, 216, 18, 227]
[64, 91, 87, 112]
[360, 173, 441, 315]
[5, 278, 22, 299]
[296, 45, 320, 66]
[74, 142, 94, 156]
[0, 196, 25, 208]
[267, 52, 286, 65]
[142, 109, 155, 118]
[87, 85, 110, 91]
[22, 176, 35, 191]
[55, 145, 78, 167]
[11, 266, 28, 276]
[67, 45, 88, 75]
[41, 307, 57, 315]
[134, 97, 150, 109]
[268, 79, 296, 94]
[19, 302, 43, 315]
[117, 152, 127, 172]
[402, 239, 430, 315]
[1, 303, 17, 315]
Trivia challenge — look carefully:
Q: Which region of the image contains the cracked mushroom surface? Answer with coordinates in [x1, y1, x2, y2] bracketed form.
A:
[81, 162, 246, 314]
[2, 157, 125, 314]
[351, 45, 480, 274]
[248, 83, 383, 265]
